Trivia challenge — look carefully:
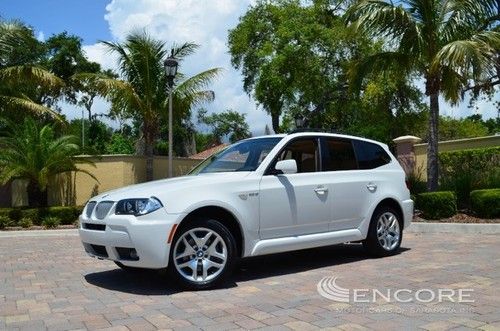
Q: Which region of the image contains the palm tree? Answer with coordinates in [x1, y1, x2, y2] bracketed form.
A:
[76, 32, 221, 181]
[0, 20, 64, 119]
[346, 0, 500, 191]
[0, 117, 96, 207]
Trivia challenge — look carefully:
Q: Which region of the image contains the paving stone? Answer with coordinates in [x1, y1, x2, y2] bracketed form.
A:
[0, 233, 498, 330]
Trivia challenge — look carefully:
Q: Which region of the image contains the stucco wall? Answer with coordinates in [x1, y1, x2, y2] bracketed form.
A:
[10, 155, 201, 207]
[414, 135, 500, 180]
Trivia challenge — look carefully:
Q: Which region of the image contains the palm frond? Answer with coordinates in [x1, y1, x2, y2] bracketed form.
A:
[175, 68, 222, 99]
[348, 52, 413, 92]
[0, 65, 64, 88]
[0, 96, 63, 121]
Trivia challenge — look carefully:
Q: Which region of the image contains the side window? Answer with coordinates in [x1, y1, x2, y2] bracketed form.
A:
[322, 138, 357, 171]
[276, 138, 319, 173]
[353, 140, 391, 169]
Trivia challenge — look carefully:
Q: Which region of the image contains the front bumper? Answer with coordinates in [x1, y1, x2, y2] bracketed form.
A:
[402, 199, 414, 229]
[79, 207, 185, 269]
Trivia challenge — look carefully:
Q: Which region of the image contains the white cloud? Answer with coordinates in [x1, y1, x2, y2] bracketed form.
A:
[36, 31, 45, 42]
[77, 0, 270, 134]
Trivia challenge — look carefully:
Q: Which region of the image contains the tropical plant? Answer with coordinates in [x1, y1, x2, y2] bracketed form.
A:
[0, 20, 63, 119]
[0, 117, 96, 207]
[346, 0, 500, 191]
[76, 31, 221, 180]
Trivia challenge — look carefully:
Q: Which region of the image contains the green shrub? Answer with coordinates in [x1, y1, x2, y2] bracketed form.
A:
[45, 207, 80, 225]
[439, 146, 500, 208]
[42, 217, 60, 229]
[0, 215, 12, 229]
[417, 191, 457, 219]
[18, 217, 33, 229]
[470, 189, 500, 219]
[0, 206, 82, 226]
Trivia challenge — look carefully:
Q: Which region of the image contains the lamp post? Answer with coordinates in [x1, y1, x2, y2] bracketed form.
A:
[164, 51, 178, 178]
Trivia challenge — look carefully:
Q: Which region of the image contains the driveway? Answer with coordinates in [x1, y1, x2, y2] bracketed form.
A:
[0, 232, 498, 330]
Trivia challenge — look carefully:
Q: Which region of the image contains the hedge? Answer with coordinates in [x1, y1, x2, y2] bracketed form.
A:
[470, 189, 500, 219]
[0, 206, 83, 227]
[417, 191, 457, 220]
[439, 146, 500, 208]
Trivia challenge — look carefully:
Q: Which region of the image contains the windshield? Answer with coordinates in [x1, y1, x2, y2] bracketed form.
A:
[190, 137, 282, 174]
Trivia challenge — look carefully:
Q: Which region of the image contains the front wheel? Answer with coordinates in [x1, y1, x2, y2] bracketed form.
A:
[363, 207, 403, 257]
[168, 218, 237, 290]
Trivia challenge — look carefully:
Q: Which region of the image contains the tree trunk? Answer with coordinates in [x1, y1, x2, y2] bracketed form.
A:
[427, 92, 439, 191]
[27, 181, 48, 207]
[271, 112, 280, 133]
[143, 124, 155, 182]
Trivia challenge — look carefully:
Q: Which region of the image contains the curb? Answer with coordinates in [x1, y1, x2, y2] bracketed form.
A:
[406, 222, 500, 234]
[0, 229, 78, 238]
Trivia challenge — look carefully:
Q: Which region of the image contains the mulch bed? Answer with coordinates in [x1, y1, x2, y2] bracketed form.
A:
[1, 224, 77, 231]
[414, 212, 500, 224]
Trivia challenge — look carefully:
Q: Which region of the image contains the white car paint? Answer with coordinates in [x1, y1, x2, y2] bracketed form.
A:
[79, 132, 413, 269]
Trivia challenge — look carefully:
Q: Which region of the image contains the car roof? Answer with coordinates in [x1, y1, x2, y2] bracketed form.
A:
[246, 132, 386, 146]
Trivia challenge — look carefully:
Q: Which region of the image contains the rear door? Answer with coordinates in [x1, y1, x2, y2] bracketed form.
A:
[320, 137, 366, 231]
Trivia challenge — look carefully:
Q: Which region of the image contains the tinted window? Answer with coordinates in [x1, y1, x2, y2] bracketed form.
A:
[353, 140, 391, 169]
[323, 138, 357, 171]
[276, 138, 318, 173]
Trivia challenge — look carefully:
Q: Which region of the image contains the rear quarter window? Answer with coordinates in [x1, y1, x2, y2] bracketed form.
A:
[353, 140, 391, 169]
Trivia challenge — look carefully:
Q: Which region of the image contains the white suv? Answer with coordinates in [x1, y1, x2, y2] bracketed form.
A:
[79, 132, 413, 289]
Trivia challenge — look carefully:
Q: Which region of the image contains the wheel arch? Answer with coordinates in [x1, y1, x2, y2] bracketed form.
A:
[178, 205, 245, 258]
[374, 198, 404, 224]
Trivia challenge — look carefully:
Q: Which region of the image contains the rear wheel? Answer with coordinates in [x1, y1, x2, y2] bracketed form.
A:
[363, 206, 403, 257]
[168, 218, 237, 290]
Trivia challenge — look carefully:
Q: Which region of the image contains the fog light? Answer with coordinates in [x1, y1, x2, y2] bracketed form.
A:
[130, 249, 138, 260]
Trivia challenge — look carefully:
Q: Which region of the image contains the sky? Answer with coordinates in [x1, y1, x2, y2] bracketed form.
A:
[0, 0, 498, 135]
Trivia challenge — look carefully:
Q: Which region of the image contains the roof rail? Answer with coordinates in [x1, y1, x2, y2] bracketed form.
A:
[289, 128, 337, 134]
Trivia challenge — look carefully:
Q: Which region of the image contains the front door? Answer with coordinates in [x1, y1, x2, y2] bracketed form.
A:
[259, 137, 332, 239]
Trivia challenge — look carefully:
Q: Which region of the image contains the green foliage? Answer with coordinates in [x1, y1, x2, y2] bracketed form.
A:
[195, 132, 217, 153]
[75, 32, 221, 178]
[42, 216, 60, 229]
[470, 189, 500, 219]
[417, 192, 457, 219]
[228, 0, 426, 140]
[19, 217, 33, 228]
[406, 164, 427, 195]
[439, 147, 500, 208]
[345, 0, 500, 189]
[0, 206, 82, 226]
[198, 109, 251, 143]
[437, 117, 489, 141]
[105, 133, 135, 155]
[0, 215, 11, 229]
[0, 117, 96, 206]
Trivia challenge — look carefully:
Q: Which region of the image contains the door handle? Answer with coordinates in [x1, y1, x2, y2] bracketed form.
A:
[367, 183, 377, 192]
[314, 186, 328, 194]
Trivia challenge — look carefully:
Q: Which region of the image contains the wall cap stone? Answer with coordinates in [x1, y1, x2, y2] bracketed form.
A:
[393, 135, 422, 144]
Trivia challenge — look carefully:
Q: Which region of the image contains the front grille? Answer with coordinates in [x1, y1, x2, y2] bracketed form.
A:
[85, 201, 96, 218]
[95, 201, 114, 219]
[83, 223, 106, 231]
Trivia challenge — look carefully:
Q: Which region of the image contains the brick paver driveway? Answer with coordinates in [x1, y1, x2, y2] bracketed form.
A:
[0, 232, 499, 331]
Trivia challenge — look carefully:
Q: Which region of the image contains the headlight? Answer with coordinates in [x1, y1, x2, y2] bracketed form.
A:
[115, 197, 163, 216]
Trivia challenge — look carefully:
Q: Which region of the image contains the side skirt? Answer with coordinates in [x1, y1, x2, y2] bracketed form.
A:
[250, 229, 363, 256]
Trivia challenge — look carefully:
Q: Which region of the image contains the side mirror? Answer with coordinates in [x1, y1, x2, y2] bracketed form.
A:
[274, 159, 297, 175]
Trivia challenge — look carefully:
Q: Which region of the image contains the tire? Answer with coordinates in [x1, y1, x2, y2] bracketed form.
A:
[363, 206, 403, 257]
[168, 218, 237, 290]
[114, 261, 145, 272]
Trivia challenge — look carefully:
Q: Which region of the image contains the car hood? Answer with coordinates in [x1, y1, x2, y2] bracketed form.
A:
[90, 172, 252, 202]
